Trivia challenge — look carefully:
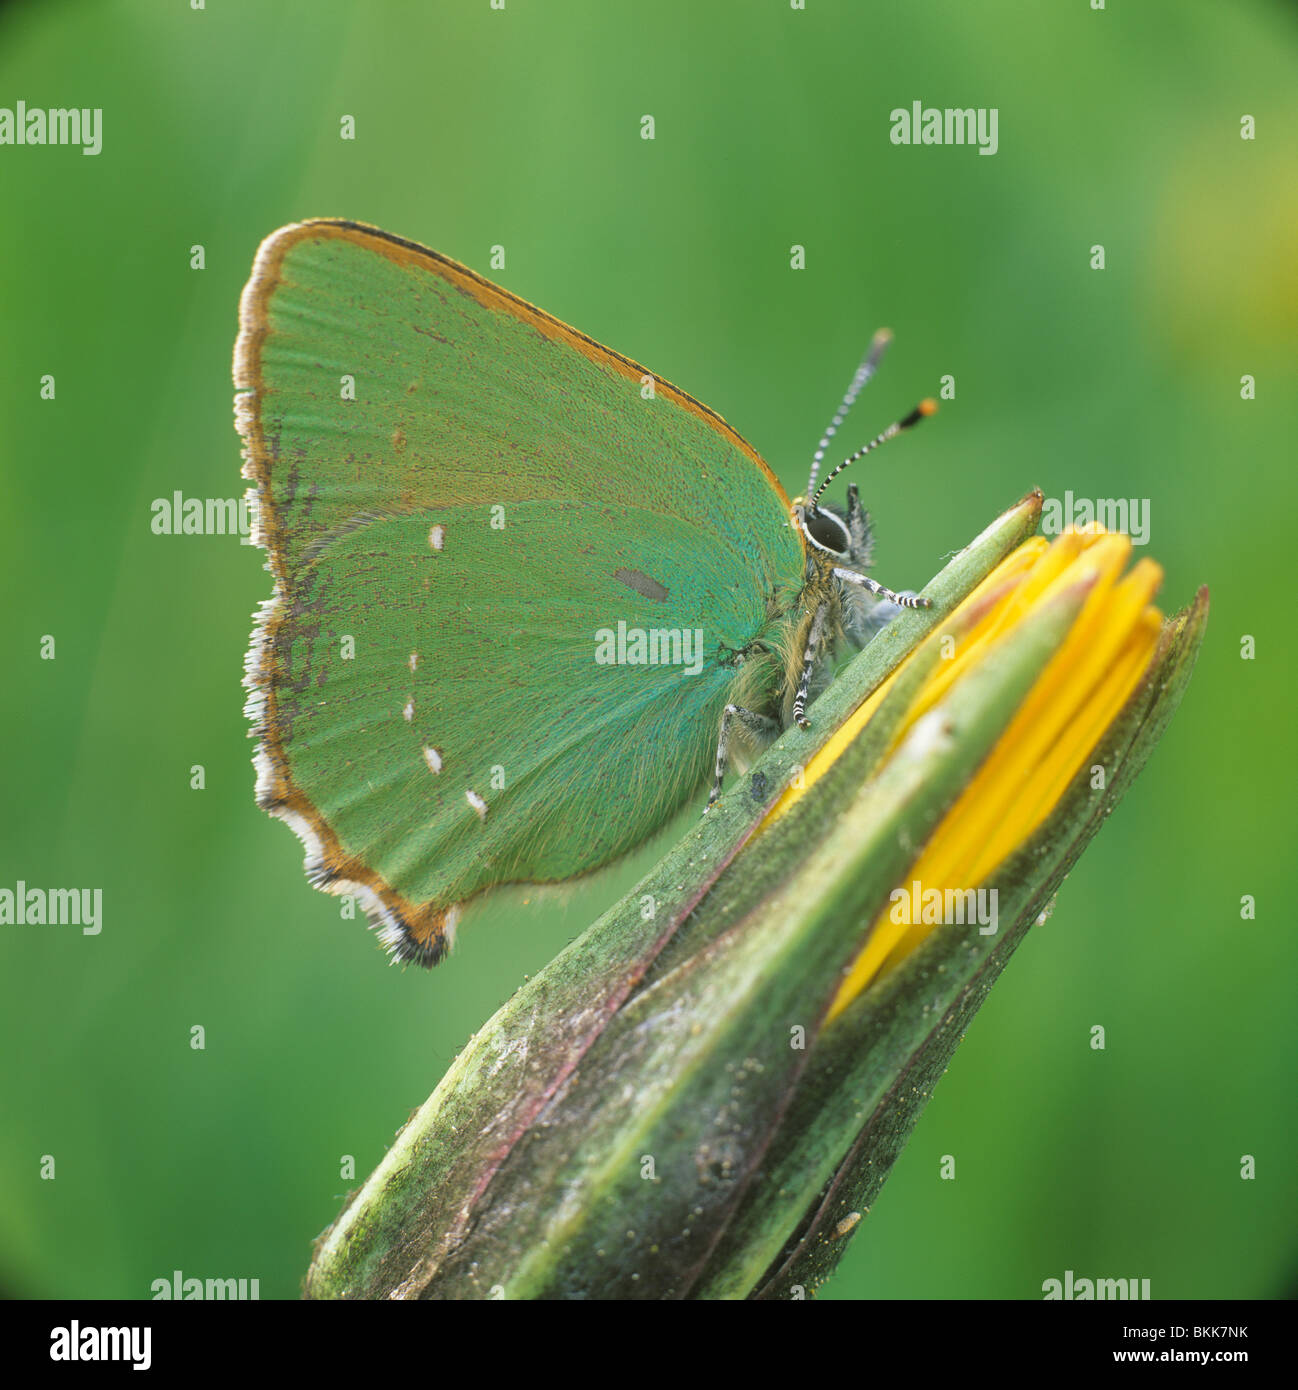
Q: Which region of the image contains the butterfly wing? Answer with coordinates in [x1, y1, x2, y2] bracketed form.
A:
[236, 221, 803, 963]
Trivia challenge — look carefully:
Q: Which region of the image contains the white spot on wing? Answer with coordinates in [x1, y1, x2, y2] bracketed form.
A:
[403, 700, 414, 722]
[465, 789, 487, 820]
[409, 652, 418, 672]
[429, 524, 445, 551]
[423, 746, 443, 774]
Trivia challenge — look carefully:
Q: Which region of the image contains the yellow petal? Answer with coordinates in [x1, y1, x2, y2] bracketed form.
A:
[823, 529, 1165, 1024]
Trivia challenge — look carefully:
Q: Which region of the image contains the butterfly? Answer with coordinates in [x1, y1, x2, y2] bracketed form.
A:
[235, 220, 936, 966]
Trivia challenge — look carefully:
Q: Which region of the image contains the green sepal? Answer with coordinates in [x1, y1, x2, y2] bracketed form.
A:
[731, 586, 1210, 1299]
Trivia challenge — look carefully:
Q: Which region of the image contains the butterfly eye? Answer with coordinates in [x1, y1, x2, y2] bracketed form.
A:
[802, 505, 851, 555]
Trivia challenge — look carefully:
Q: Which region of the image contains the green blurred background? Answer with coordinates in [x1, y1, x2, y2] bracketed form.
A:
[1, 0, 1294, 1300]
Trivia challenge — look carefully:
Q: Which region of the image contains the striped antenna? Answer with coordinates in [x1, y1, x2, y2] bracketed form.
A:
[810, 399, 938, 510]
[805, 328, 893, 501]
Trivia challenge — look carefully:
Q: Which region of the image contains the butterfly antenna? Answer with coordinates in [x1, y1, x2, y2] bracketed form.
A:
[805, 328, 893, 504]
[810, 398, 938, 511]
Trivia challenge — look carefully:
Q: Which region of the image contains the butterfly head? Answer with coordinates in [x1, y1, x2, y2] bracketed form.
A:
[791, 496, 852, 557]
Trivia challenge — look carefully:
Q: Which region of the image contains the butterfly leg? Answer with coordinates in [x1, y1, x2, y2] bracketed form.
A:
[706, 704, 780, 810]
[833, 565, 932, 611]
[791, 601, 831, 729]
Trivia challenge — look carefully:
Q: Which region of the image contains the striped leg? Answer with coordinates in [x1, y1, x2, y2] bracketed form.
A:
[706, 704, 780, 810]
[833, 566, 932, 610]
[792, 601, 830, 729]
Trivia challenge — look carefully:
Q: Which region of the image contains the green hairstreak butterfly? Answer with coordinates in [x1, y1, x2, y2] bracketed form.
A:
[234, 221, 935, 965]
